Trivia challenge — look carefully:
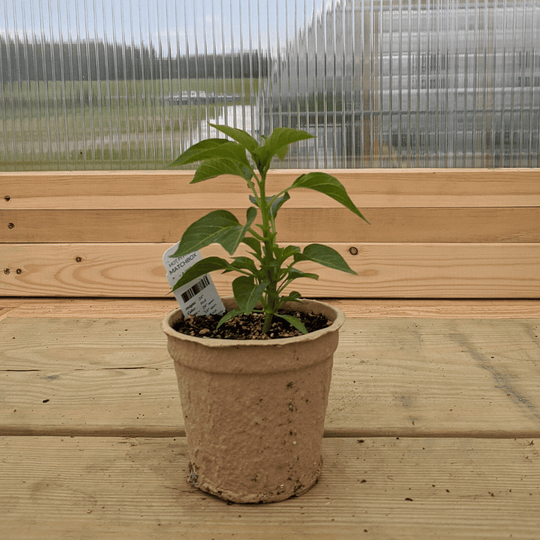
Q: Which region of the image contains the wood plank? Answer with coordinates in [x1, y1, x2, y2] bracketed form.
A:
[2, 318, 539, 437]
[2, 298, 540, 320]
[1, 436, 538, 539]
[330, 299, 540, 319]
[0, 307, 14, 322]
[3, 190, 540, 211]
[1, 299, 179, 319]
[3, 207, 540, 243]
[3, 169, 540, 205]
[2, 243, 539, 298]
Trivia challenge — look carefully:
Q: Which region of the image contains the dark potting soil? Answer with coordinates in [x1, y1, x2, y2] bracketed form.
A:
[173, 309, 331, 340]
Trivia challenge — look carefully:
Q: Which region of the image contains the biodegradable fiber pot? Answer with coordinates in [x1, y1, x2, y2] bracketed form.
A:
[162, 298, 345, 504]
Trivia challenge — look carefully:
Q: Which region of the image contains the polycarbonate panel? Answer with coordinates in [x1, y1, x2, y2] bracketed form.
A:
[1, 0, 539, 170]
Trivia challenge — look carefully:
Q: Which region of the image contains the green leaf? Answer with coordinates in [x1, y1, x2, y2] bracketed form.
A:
[296, 244, 357, 275]
[244, 206, 258, 228]
[263, 127, 314, 156]
[290, 172, 369, 222]
[276, 313, 308, 334]
[232, 207, 258, 253]
[233, 276, 270, 315]
[168, 138, 230, 167]
[254, 128, 314, 169]
[269, 191, 291, 218]
[172, 210, 251, 257]
[228, 256, 259, 275]
[249, 191, 291, 219]
[287, 268, 320, 281]
[242, 236, 262, 258]
[274, 245, 301, 264]
[209, 123, 259, 152]
[169, 140, 249, 168]
[275, 144, 290, 161]
[171, 257, 231, 292]
[280, 291, 303, 303]
[192, 157, 253, 183]
[216, 308, 244, 329]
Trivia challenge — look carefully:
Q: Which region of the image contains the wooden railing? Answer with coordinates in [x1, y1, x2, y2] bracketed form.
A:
[1, 168, 539, 298]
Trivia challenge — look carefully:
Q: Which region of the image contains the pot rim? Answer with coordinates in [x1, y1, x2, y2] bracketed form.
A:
[162, 297, 345, 348]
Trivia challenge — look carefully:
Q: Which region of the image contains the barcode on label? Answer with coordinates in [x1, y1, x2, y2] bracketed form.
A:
[181, 275, 211, 303]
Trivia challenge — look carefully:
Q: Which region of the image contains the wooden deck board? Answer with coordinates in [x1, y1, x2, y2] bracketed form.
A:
[5, 207, 540, 244]
[0, 307, 14, 322]
[3, 168, 540, 201]
[2, 167, 538, 537]
[3, 242, 540, 298]
[2, 316, 539, 438]
[1, 436, 538, 539]
[2, 298, 540, 319]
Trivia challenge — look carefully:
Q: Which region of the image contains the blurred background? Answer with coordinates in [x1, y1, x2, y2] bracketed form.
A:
[1, 0, 539, 171]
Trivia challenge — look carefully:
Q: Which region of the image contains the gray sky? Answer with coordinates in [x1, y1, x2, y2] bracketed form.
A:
[1, 0, 329, 54]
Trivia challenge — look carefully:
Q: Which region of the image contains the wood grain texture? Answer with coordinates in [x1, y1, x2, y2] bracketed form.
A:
[0, 307, 14, 321]
[2, 298, 540, 319]
[0, 298, 180, 318]
[2, 317, 539, 437]
[3, 192, 538, 211]
[1, 436, 538, 539]
[4, 207, 540, 243]
[2, 243, 539, 298]
[2, 166, 539, 538]
[328, 299, 540, 319]
[2, 169, 540, 205]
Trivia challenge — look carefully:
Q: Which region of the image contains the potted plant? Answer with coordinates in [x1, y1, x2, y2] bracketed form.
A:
[162, 124, 368, 503]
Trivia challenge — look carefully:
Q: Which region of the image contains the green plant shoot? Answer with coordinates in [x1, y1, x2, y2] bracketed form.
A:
[168, 124, 369, 335]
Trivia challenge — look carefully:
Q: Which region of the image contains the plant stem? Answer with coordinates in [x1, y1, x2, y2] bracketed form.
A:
[257, 168, 279, 334]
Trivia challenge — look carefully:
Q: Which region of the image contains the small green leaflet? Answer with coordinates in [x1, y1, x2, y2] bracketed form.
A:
[253, 128, 314, 168]
[276, 313, 308, 334]
[228, 256, 259, 275]
[249, 192, 291, 219]
[275, 245, 301, 264]
[242, 236, 262, 258]
[216, 308, 244, 329]
[280, 291, 303, 303]
[262, 128, 314, 157]
[233, 277, 270, 315]
[287, 268, 320, 281]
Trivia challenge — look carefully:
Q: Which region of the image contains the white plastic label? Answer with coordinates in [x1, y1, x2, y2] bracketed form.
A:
[163, 244, 226, 317]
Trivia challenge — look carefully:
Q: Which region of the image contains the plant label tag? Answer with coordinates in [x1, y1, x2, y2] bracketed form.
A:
[163, 244, 226, 317]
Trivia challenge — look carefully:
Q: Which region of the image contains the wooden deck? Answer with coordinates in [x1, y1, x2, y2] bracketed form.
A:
[1, 298, 539, 539]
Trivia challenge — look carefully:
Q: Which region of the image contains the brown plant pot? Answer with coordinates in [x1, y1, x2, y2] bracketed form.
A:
[162, 298, 345, 503]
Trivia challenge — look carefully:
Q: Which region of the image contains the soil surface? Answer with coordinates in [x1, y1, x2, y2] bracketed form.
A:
[173, 309, 331, 340]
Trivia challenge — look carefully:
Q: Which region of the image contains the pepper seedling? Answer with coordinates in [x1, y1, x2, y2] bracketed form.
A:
[168, 124, 368, 335]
